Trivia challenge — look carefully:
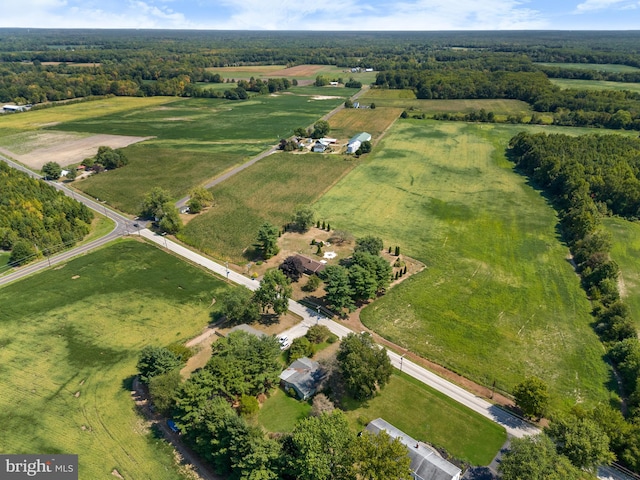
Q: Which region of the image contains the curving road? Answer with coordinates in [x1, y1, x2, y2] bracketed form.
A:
[0, 153, 136, 286]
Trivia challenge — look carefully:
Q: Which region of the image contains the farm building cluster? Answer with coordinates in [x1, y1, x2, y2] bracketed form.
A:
[289, 132, 371, 155]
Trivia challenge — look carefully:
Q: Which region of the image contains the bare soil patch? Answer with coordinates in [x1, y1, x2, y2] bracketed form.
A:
[3, 134, 153, 169]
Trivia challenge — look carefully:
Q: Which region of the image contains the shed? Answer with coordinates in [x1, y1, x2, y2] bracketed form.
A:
[365, 418, 461, 480]
[279, 357, 325, 400]
[347, 132, 371, 154]
[294, 254, 326, 275]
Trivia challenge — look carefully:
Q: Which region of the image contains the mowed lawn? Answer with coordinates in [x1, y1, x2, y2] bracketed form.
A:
[343, 373, 506, 466]
[258, 388, 311, 433]
[53, 94, 347, 213]
[604, 217, 640, 329]
[0, 240, 228, 479]
[550, 78, 640, 93]
[314, 120, 614, 408]
[178, 152, 358, 263]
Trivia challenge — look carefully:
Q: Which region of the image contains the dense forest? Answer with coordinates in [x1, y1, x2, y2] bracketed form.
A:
[0, 162, 93, 266]
[509, 132, 640, 472]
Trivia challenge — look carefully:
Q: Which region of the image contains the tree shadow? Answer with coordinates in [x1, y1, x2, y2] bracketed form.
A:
[258, 313, 281, 326]
[121, 375, 136, 391]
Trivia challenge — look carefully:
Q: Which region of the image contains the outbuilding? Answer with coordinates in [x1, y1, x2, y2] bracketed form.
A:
[347, 132, 371, 154]
[3, 105, 26, 113]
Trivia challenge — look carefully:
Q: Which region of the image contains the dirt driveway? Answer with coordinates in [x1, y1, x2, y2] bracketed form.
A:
[0, 133, 153, 169]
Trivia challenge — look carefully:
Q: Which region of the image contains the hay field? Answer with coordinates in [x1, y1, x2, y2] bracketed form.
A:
[550, 78, 640, 93]
[0, 241, 228, 479]
[535, 62, 640, 72]
[314, 120, 615, 408]
[329, 107, 404, 142]
[178, 152, 358, 263]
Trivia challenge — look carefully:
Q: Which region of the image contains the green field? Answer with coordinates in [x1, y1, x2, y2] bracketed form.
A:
[358, 89, 532, 116]
[210, 64, 378, 85]
[343, 373, 506, 465]
[0, 240, 229, 479]
[536, 62, 640, 73]
[258, 388, 311, 432]
[604, 217, 640, 328]
[550, 78, 640, 93]
[51, 93, 347, 213]
[314, 120, 616, 408]
[178, 152, 358, 263]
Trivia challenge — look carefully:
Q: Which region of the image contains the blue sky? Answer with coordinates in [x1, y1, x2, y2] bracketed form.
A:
[1, 0, 639, 30]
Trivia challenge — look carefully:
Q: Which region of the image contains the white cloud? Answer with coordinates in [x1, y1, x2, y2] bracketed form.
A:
[204, 0, 547, 30]
[574, 0, 635, 13]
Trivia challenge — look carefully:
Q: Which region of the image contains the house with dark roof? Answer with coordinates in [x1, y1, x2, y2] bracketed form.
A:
[365, 418, 461, 480]
[294, 254, 326, 275]
[279, 357, 325, 400]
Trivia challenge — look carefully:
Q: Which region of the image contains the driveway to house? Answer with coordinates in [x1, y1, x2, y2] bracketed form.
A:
[139, 229, 537, 439]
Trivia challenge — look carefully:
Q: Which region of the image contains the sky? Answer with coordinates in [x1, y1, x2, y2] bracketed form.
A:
[1, 0, 639, 31]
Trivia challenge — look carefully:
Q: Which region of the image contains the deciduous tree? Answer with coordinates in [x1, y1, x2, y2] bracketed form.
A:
[513, 376, 549, 419]
[293, 205, 315, 232]
[137, 345, 183, 383]
[321, 265, 355, 312]
[351, 430, 412, 480]
[254, 269, 292, 316]
[218, 286, 260, 325]
[42, 161, 61, 180]
[337, 333, 392, 400]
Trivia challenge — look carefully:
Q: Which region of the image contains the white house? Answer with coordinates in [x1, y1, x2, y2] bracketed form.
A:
[365, 418, 461, 480]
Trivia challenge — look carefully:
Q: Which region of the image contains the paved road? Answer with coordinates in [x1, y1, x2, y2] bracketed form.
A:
[0, 153, 142, 286]
[139, 228, 538, 439]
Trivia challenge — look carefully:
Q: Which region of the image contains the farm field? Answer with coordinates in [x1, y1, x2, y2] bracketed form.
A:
[550, 78, 640, 93]
[314, 120, 617, 408]
[342, 372, 506, 466]
[178, 152, 358, 263]
[358, 89, 533, 116]
[0, 240, 228, 479]
[52, 92, 348, 213]
[604, 217, 640, 329]
[535, 62, 640, 72]
[329, 107, 404, 143]
[0, 97, 171, 140]
[209, 64, 378, 85]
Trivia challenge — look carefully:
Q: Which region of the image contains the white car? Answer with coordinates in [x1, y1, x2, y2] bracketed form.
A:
[278, 335, 290, 350]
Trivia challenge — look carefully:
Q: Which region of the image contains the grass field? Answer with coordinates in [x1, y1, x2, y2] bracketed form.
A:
[257, 388, 311, 433]
[343, 372, 506, 465]
[314, 120, 617, 409]
[550, 78, 640, 93]
[329, 107, 404, 142]
[358, 90, 532, 116]
[604, 217, 640, 329]
[50, 93, 347, 213]
[209, 64, 378, 85]
[0, 240, 229, 479]
[536, 62, 640, 73]
[0, 97, 172, 140]
[178, 152, 358, 263]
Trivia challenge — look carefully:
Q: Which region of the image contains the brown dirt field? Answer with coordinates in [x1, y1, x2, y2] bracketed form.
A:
[329, 107, 404, 141]
[269, 65, 325, 77]
[2, 134, 153, 169]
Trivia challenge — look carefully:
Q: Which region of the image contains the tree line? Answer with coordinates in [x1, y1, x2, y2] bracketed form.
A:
[0, 162, 93, 267]
[508, 131, 640, 473]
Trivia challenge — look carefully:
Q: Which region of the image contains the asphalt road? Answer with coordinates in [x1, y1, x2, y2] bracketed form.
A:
[139, 228, 538, 439]
[0, 153, 136, 286]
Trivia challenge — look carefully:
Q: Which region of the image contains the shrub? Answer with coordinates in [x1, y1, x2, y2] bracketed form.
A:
[289, 337, 313, 361]
[303, 275, 321, 292]
[238, 394, 260, 416]
[306, 325, 332, 344]
[166, 343, 193, 362]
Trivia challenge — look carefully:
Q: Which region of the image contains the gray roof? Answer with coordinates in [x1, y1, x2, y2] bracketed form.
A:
[365, 418, 461, 480]
[228, 324, 266, 338]
[280, 357, 324, 400]
[348, 132, 371, 144]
